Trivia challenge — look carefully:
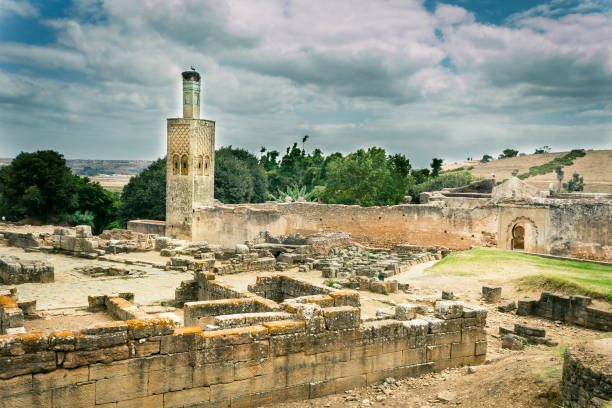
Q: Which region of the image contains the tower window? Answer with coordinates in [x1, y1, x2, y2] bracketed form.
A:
[181, 155, 189, 175]
[204, 155, 211, 176]
[172, 155, 180, 175]
[196, 156, 203, 176]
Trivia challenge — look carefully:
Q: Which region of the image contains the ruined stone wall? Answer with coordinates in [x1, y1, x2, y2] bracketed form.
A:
[0, 304, 486, 408]
[562, 338, 612, 408]
[547, 201, 611, 261]
[192, 202, 498, 250]
[517, 292, 612, 331]
[189, 199, 611, 261]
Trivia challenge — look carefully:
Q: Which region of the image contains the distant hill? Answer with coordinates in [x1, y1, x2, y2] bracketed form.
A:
[0, 158, 152, 176]
[443, 149, 612, 193]
[0, 158, 153, 193]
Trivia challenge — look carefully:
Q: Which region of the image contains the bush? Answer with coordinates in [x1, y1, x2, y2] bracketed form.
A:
[215, 147, 267, 203]
[517, 149, 585, 180]
[63, 210, 95, 229]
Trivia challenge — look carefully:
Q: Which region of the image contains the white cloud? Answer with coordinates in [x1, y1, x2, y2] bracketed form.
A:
[0, 0, 37, 18]
[0, 0, 610, 167]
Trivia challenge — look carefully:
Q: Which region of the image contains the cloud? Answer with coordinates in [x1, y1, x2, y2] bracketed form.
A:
[0, 0, 610, 167]
[0, 0, 37, 19]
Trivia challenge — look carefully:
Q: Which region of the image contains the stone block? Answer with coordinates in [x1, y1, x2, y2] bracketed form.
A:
[516, 299, 537, 316]
[163, 386, 210, 408]
[0, 374, 34, 397]
[475, 340, 487, 355]
[116, 394, 163, 408]
[75, 225, 92, 238]
[51, 382, 94, 408]
[482, 286, 502, 303]
[33, 366, 88, 392]
[434, 301, 463, 320]
[0, 351, 56, 380]
[322, 306, 360, 330]
[498, 301, 516, 313]
[451, 341, 476, 358]
[62, 345, 129, 369]
[193, 362, 234, 387]
[426, 344, 451, 361]
[147, 365, 193, 394]
[94, 371, 148, 404]
[514, 324, 545, 338]
[395, 303, 417, 321]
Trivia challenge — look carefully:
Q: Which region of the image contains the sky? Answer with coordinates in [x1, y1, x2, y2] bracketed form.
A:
[0, 0, 611, 167]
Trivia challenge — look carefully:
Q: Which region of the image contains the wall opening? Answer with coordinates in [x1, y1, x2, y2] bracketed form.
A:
[172, 155, 180, 175]
[181, 155, 189, 175]
[511, 223, 525, 250]
[196, 156, 203, 176]
[204, 155, 210, 176]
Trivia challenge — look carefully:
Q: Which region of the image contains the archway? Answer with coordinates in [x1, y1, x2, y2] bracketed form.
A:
[511, 224, 525, 250]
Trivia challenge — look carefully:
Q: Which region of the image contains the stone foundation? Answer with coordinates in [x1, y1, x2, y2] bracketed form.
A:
[517, 292, 612, 331]
[0, 255, 54, 284]
[562, 338, 612, 407]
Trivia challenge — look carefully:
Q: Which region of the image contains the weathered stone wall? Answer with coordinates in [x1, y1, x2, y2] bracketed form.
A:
[0, 256, 54, 284]
[188, 198, 612, 261]
[517, 292, 612, 331]
[562, 338, 612, 408]
[0, 301, 487, 408]
[192, 202, 499, 251]
[126, 220, 166, 236]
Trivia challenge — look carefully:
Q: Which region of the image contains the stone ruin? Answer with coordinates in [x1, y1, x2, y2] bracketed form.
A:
[0, 255, 54, 284]
[0, 264, 489, 407]
[562, 337, 611, 407]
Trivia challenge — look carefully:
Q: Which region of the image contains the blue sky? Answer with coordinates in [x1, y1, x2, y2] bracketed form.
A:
[0, 0, 610, 167]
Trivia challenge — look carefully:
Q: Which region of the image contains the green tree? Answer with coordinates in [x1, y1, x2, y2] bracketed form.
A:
[407, 171, 479, 203]
[0, 150, 76, 222]
[319, 147, 411, 206]
[480, 154, 493, 163]
[73, 175, 120, 233]
[215, 147, 267, 203]
[430, 158, 443, 177]
[534, 145, 551, 154]
[499, 149, 519, 159]
[119, 158, 166, 223]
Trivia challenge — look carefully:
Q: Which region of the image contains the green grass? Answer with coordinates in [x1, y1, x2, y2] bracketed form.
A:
[427, 248, 612, 303]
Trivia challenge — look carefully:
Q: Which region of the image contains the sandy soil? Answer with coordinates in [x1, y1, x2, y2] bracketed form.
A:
[90, 174, 132, 193]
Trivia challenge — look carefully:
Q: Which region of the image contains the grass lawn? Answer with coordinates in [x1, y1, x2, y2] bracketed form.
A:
[426, 248, 612, 303]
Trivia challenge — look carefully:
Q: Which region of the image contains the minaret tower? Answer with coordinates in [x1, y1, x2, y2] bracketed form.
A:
[166, 69, 215, 239]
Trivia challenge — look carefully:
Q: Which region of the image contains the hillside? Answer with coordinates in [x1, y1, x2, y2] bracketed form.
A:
[444, 149, 612, 193]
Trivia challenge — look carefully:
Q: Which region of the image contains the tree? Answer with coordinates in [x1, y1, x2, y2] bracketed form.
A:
[430, 158, 443, 177]
[319, 147, 411, 206]
[499, 149, 519, 159]
[567, 172, 584, 192]
[119, 158, 166, 224]
[74, 175, 119, 233]
[215, 147, 268, 203]
[0, 150, 76, 222]
[535, 146, 551, 154]
[407, 171, 478, 203]
[480, 154, 493, 163]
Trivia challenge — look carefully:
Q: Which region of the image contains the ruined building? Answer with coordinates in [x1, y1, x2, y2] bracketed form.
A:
[131, 72, 612, 262]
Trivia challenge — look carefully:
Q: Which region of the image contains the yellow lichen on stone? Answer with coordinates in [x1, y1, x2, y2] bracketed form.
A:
[173, 326, 203, 336]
